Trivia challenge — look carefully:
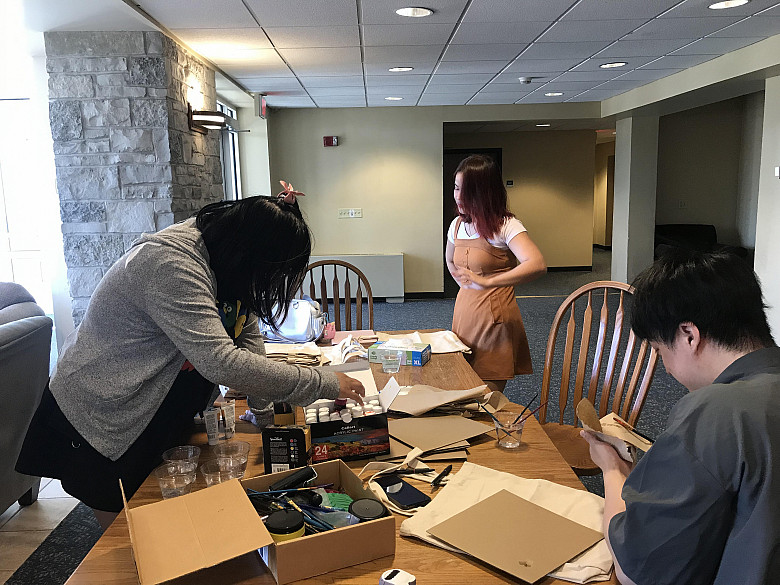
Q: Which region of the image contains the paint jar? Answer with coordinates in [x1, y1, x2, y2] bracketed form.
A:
[221, 400, 236, 439]
[265, 509, 305, 543]
[348, 498, 388, 522]
[203, 407, 221, 446]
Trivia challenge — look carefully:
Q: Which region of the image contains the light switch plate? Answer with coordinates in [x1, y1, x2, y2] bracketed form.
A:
[337, 208, 363, 218]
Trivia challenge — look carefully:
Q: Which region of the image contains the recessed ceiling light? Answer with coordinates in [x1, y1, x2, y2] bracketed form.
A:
[600, 62, 627, 69]
[388, 67, 414, 72]
[544, 92, 564, 97]
[708, 0, 749, 8]
[536, 123, 551, 127]
[396, 7, 434, 17]
[385, 96, 404, 101]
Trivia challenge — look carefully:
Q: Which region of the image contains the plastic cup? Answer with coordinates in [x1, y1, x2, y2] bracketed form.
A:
[381, 350, 403, 373]
[162, 445, 201, 466]
[154, 461, 197, 499]
[201, 457, 245, 486]
[213, 440, 250, 475]
[495, 411, 525, 449]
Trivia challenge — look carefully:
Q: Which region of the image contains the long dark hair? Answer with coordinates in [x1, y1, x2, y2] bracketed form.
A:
[196, 196, 312, 326]
[455, 154, 513, 239]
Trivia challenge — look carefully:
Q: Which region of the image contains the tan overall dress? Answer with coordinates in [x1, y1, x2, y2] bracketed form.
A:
[451, 217, 533, 380]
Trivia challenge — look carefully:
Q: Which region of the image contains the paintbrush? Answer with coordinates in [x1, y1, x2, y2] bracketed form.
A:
[517, 400, 550, 425]
[611, 417, 654, 444]
[477, 402, 517, 439]
[512, 392, 539, 425]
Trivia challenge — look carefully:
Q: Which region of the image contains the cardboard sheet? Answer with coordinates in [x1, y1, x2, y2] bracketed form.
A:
[389, 384, 487, 416]
[427, 490, 603, 584]
[577, 400, 652, 463]
[388, 415, 492, 453]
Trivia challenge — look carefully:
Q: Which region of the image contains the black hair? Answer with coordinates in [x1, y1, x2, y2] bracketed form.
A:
[195, 196, 311, 327]
[630, 249, 775, 351]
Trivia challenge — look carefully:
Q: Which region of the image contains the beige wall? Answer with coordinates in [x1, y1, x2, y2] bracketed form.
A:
[593, 141, 615, 247]
[444, 131, 595, 268]
[736, 91, 764, 250]
[237, 107, 272, 198]
[655, 97, 746, 245]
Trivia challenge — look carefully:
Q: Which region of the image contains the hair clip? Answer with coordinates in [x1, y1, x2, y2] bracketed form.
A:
[278, 180, 306, 204]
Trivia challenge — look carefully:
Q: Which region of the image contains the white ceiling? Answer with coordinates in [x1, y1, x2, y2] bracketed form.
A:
[22, 0, 780, 108]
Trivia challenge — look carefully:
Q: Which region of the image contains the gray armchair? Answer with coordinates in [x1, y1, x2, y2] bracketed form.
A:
[0, 283, 53, 515]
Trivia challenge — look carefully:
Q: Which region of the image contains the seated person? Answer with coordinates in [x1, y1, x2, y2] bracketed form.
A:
[581, 250, 779, 585]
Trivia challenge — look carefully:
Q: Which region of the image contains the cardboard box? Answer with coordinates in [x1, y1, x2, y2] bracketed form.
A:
[262, 425, 312, 473]
[121, 479, 273, 585]
[368, 341, 431, 367]
[243, 459, 396, 584]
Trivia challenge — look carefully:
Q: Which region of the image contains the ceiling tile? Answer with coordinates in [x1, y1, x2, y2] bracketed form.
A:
[482, 82, 546, 92]
[671, 36, 765, 54]
[314, 98, 367, 108]
[516, 92, 567, 102]
[595, 39, 693, 57]
[504, 58, 583, 72]
[613, 68, 684, 80]
[424, 83, 484, 94]
[710, 16, 780, 37]
[661, 0, 780, 18]
[520, 41, 613, 60]
[172, 28, 272, 52]
[468, 95, 521, 105]
[571, 56, 659, 71]
[540, 19, 649, 42]
[565, 89, 624, 101]
[442, 43, 527, 61]
[265, 95, 316, 107]
[137, 0, 255, 28]
[538, 80, 605, 91]
[463, 0, 576, 22]
[418, 95, 471, 105]
[278, 47, 363, 76]
[364, 62, 436, 75]
[212, 49, 292, 77]
[435, 61, 509, 74]
[234, 76, 303, 91]
[363, 45, 444, 64]
[552, 70, 626, 82]
[263, 26, 359, 48]
[492, 72, 563, 84]
[564, 0, 680, 21]
[592, 79, 645, 91]
[623, 16, 742, 40]
[428, 73, 496, 84]
[451, 21, 551, 44]
[362, 23, 456, 46]
[366, 96, 415, 106]
[639, 54, 718, 69]
[365, 74, 429, 87]
[361, 0, 469, 25]
[307, 86, 366, 96]
[299, 75, 365, 87]
[243, 0, 358, 26]
[365, 87, 422, 97]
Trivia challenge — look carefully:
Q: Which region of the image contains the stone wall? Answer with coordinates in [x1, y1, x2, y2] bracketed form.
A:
[45, 31, 224, 323]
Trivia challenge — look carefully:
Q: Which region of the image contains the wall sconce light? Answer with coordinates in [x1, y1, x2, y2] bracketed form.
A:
[188, 103, 229, 134]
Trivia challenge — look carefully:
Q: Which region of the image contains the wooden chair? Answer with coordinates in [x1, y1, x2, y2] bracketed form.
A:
[539, 281, 659, 476]
[302, 260, 374, 331]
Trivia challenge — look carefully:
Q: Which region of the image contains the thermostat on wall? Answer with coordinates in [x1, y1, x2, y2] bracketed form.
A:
[323, 136, 339, 147]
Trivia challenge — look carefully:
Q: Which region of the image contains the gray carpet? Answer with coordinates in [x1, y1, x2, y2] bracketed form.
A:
[10, 249, 687, 583]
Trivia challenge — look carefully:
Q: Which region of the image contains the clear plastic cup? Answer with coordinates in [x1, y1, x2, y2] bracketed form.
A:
[154, 461, 197, 499]
[381, 350, 403, 373]
[201, 457, 245, 486]
[213, 440, 250, 475]
[162, 445, 201, 466]
[495, 411, 525, 449]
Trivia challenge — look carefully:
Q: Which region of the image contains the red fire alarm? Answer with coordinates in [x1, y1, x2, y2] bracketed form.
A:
[323, 136, 339, 147]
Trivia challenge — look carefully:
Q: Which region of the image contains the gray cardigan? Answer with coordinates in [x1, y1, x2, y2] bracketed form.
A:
[50, 219, 339, 460]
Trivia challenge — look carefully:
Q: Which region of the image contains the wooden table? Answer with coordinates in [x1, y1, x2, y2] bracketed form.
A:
[67, 351, 614, 585]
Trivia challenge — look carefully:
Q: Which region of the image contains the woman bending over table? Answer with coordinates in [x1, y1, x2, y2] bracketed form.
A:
[16, 194, 364, 528]
[446, 155, 546, 393]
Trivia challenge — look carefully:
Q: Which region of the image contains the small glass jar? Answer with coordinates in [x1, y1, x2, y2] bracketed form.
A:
[265, 509, 305, 542]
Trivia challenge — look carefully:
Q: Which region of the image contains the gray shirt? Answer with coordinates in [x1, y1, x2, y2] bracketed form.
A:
[609, 346, 780, 585]
[50, 219, 340, 461]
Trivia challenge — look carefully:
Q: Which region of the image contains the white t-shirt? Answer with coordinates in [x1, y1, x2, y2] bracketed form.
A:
[447, 216, 527, 249]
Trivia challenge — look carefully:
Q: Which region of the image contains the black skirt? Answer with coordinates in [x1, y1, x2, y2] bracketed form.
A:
[16, 369, 216, 512]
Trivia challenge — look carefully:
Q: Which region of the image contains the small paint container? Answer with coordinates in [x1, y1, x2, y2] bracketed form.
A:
[349, 498, 388, 522]
[340, 411, 353, 423]
[265, 509, 305, 543]
[203, 407, 221, 446]
[350, 406, 363, 417]
[221, 400, 236, 439]
[329, 413, 341, 422]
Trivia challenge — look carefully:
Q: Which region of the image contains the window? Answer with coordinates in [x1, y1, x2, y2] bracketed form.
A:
[216, 101, 242, 200]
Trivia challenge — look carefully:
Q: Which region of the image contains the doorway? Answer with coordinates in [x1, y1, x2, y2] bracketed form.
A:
[442, 148, 503, 298]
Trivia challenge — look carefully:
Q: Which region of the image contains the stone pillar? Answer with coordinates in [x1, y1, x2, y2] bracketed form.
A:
[753, 76, 780, 338]
[45, 31, 224, 324]
[611, 114, 659, 284]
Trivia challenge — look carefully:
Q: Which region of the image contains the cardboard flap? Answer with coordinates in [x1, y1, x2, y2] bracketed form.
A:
[390, 385, 487, 416]
[127, 479, 273, 585]
[378, 376, 402, 412]
[427, 490, 603, 583]
[389, 415, 492, 453]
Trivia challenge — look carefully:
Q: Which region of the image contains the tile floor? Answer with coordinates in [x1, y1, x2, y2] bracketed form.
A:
[0, 479, 78, 584]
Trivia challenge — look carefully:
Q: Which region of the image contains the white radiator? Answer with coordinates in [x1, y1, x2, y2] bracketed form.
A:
[307, 254, 404, 303]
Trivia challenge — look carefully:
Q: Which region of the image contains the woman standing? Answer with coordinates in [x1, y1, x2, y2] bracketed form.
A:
[446, 155, 546, 392]
[17, 194, 364, 526]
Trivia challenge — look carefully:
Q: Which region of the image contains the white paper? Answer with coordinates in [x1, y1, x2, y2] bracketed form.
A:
[378, 376, 402, 412]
